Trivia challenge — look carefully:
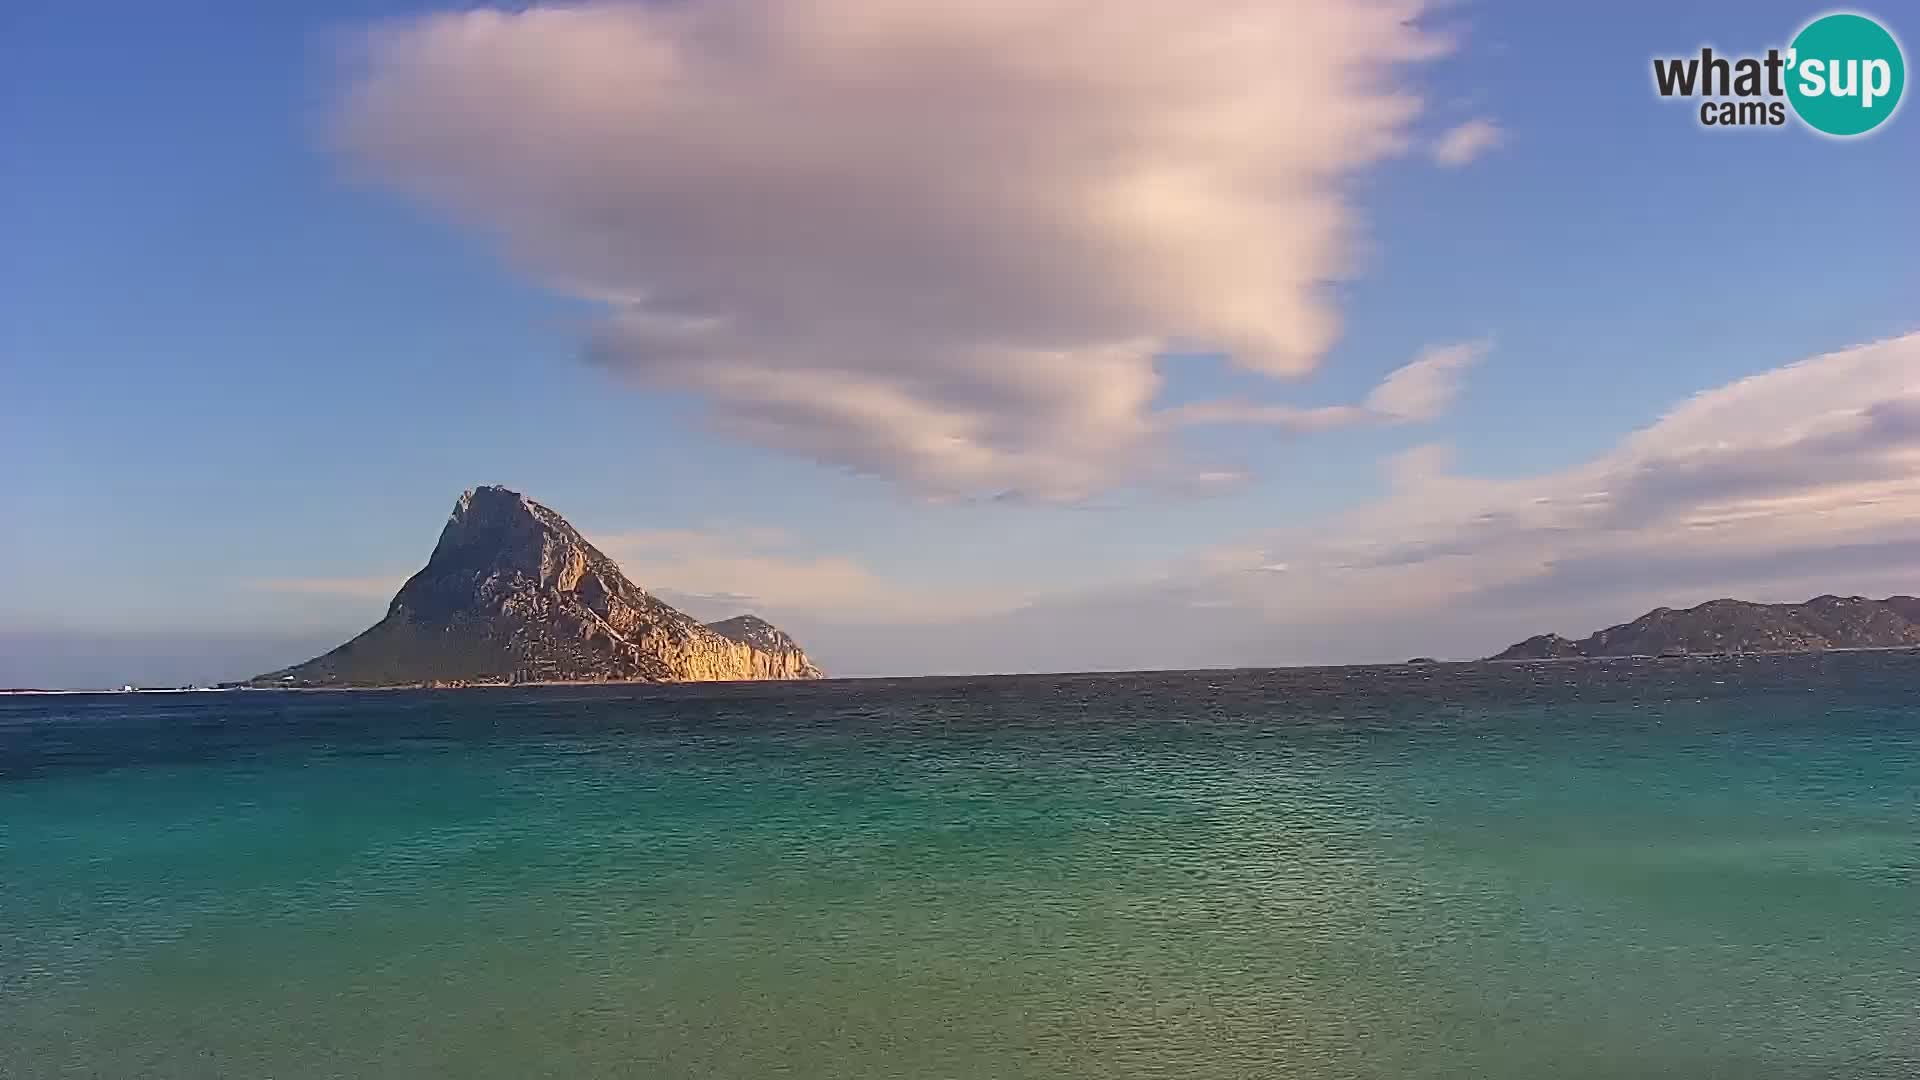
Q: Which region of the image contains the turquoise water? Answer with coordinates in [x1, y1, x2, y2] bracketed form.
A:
[4, 657, 1917, 1078]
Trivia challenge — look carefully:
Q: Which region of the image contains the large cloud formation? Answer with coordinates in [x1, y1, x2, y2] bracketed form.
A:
[1152, 332, 1920, 661]
[336, 0, 1449, 498]
[754, 333, 1920, 673]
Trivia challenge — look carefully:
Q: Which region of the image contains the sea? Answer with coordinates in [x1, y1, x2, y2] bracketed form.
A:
[2, 654, 1916, 1079]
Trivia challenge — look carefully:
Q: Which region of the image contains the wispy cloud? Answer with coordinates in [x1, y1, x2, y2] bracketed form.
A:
[336, 0, 1452, 500]
[791, 332, 1920, 672]
[1182, 330, 1920, 642]
[1164, 339, 1487, 430]
[1364, 341, 1486, 420]
[1431, 117, 1503, 167]
[595, 527, 1026, 623]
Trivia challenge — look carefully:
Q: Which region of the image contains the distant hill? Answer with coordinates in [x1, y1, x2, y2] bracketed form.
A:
[246, 486, 823, 688]
[1489, 595, 1920, 661]
[706, 614, 810, 655]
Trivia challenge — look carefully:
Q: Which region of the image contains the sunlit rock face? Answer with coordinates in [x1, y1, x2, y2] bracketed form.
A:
[251, 486, 824, 687]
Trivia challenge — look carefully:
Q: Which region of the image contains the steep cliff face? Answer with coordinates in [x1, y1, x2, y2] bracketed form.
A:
[1489, 594, 1920, 661]
[250, 487, 824, 687]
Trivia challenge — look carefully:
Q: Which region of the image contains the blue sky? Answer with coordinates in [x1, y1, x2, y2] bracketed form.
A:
[4, 1, 1916, 686]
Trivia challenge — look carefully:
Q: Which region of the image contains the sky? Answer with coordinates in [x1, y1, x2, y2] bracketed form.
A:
[3, 0, 1916, 687]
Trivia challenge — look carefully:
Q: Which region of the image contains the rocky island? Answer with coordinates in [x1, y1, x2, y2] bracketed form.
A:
[245, 486, 823, 687]
[1488, 594, 1920, 661]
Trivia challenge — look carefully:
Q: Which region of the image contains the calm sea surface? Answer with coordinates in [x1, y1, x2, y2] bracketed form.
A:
[3, 655, 1917, 1079]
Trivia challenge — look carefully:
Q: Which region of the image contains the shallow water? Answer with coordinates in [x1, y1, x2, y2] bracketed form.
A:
[4, 655, 1917, 1078]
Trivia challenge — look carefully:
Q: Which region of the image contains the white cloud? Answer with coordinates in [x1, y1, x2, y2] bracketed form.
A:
[1364, 340, 1486, 420]
[336, 0, 1450, 499]
[1430, 117, 1503, 167]
[1164, 339, 1487, 430]
[1161, 400, 1370, 431]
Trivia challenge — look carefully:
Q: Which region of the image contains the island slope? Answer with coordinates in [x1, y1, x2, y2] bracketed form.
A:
[248, 487, 824, 687]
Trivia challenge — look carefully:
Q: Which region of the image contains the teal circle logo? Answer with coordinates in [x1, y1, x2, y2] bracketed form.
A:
[1786, 13, 1905, 136]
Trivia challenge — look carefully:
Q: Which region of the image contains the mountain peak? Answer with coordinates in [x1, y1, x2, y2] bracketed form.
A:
[249, 488, 823, 687]
[440, 486, 566, 551]
[452, 483, 532, 519]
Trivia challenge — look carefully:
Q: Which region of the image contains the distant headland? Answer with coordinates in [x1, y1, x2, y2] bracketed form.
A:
[1488, 594, 1920, 661]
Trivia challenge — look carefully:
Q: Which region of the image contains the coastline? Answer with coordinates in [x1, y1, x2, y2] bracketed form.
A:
[13, 643, 1920, 696]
